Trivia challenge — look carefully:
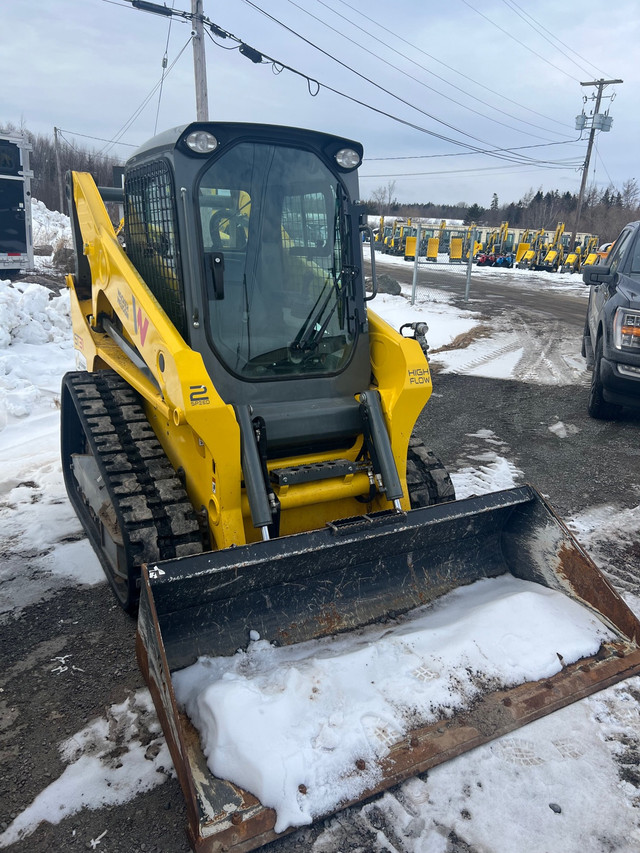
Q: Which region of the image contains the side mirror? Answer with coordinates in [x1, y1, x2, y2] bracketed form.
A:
[582, 264, 617, 287]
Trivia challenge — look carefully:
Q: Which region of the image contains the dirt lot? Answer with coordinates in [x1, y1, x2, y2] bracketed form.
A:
[1, 265, 639, 853]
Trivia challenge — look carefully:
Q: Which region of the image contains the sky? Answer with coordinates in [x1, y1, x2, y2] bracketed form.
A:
[2, 0, 639, 208]
[2, 200, 640, 852]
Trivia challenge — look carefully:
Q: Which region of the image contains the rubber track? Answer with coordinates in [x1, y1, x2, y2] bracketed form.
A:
[64, 370, 203, 585]
[406, 436, 456, 507]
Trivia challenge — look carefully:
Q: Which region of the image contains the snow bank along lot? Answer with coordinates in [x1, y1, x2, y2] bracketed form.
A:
[1, 206, 640, 852]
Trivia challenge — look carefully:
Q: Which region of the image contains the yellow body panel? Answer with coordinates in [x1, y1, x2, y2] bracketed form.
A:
[448, 237, 463, 262]
[67, 172, 432, 551]
[515, 242, 530, 263]
[426, 237, 439, 261]
[404, 235, 417, 258]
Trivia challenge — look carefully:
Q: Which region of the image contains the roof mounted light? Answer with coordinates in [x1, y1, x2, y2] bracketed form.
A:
[186, 131, 218, 154]
[335, 148, 361, 170]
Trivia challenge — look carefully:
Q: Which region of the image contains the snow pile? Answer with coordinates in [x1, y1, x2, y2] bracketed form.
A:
[173, 575, 614, 833]
[0, 204, 102, 619]
[0, 278, 70, 346]
[31, 197, 72, 250]
[0, 280, 73, 419]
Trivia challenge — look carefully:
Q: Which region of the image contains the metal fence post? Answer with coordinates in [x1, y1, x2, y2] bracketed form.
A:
[464, 226, 476, 302]
[411, 223, 422, 306]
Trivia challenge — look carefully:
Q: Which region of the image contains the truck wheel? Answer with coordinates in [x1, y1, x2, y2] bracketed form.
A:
[406, 437, 456, 507]
[588, 337, 622, 420]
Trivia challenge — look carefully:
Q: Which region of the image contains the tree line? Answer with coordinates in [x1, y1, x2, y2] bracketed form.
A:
[366, 178, 640, 243]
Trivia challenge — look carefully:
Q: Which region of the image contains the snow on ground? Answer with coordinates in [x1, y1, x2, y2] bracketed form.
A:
[375, 251, 590, 385]
[173, 576, 613, 833]
[1, 202, 640, 851]
[0, 690, 172, 847]
[377, 250, 590, 298]
[370, 287, 479, 352]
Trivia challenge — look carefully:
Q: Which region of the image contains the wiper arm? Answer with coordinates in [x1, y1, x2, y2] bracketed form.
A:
[289, 279, 333, 355]
[294, 296, 339, 357]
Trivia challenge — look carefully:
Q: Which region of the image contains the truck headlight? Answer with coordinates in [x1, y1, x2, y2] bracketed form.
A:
[613, 308, 640, 351]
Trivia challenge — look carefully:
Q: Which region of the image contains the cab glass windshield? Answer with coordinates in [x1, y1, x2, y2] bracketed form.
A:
[198, 142, 356, 378]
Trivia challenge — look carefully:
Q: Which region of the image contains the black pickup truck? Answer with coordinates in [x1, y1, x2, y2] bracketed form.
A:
[582, 220, 640, 418]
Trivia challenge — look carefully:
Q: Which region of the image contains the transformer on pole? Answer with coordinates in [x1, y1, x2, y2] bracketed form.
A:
[570, 78, 623, 251]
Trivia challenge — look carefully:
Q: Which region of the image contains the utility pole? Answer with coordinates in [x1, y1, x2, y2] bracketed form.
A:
[129, 0, 209, 121]
[570, 78, 622, 251]
[191, 0, 209, 121]
[53, 127, 64, 213]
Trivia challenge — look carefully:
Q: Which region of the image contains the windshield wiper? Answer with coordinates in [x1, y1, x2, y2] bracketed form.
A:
[289, 280, 335, 356]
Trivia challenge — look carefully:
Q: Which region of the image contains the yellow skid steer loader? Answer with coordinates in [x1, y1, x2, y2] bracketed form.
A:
[61, 122, 640, 853]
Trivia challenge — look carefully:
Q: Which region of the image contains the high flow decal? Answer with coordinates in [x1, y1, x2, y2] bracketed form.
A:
[408, 366, 430, 385]
[117, 289, 130, 319]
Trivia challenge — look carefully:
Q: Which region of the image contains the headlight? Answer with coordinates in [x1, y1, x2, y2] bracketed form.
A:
[185, 131, 218, 153]
[335, 148, 361, 169]
[613, 308, 640, 350]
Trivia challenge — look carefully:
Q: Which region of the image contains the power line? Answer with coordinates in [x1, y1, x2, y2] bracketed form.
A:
[56, 129, 138, 148]
[360, 163, 580, 179]
[283, 0, 565, 144]
[309, 0, 573, 142]
[332, 0, 574, 133]
[107, 0, 585, 174]
[500, 0, 612, 80]
[154, 3, 177, 134]
[460, 0, 581, 83]
[100, 35, 192, 153]
[366, 142, 584, 162]
[239, 41, 582, 168]
[595, 143, 615, 188]
[363, 164, 565, 177]
[240, 0, 504, 151]
[237, 0, 578, 168]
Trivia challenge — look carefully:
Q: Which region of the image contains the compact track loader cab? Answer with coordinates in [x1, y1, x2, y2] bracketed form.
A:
[61, 122, 640, 853]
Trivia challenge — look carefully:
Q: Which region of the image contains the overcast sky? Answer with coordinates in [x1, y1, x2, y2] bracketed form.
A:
[3, 0, 639, 207]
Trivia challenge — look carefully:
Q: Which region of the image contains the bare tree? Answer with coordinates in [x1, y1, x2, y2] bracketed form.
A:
[621, 178, 639, 209]
[369, 181, 397, 216]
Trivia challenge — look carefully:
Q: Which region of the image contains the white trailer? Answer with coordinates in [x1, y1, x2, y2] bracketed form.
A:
[0, 133, 34, 276]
